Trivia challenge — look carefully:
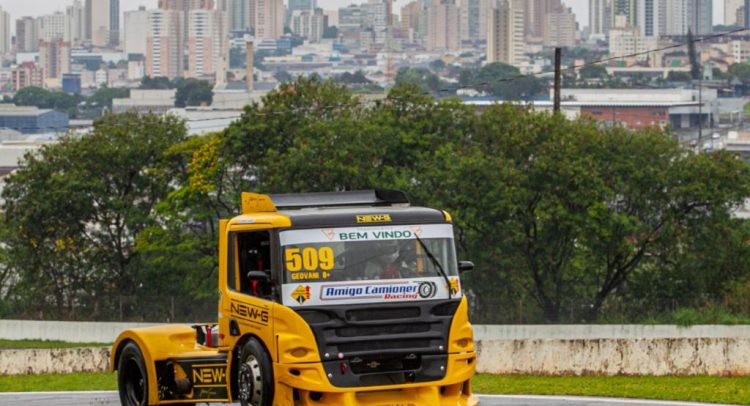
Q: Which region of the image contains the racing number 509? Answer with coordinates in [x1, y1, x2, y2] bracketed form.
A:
[285, 247, 334, 272]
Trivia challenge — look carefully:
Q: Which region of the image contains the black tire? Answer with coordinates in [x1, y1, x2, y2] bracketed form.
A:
[117, 342, 149, 406]
[237, 338, 274, 406]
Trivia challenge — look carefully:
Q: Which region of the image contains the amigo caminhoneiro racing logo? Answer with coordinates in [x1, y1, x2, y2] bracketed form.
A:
[320, 280, 438, 301]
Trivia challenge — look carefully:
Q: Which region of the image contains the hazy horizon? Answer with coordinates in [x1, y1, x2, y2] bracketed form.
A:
[0, 0, 729, 35]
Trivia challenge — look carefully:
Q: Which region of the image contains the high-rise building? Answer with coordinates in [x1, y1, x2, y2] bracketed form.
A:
[288, 0, 317, 25]
[339, 4, 363, 34]
[40, 12, 68, 42]
[255, 0, 284, 39]
[746, 0, 750, 28]
[487, 0, 524, 66]
[427, 0, 461, 50]
[544, 7, 577, 47]
[637, 0, 664, 37]
[146, 9, 184, 78]
[691, 0, 712, 34]
[16, 17, 40, 53]
[362, 0, 389, 45]
[12, 62, 46, 91]
[611, 0, 636, 27]
[187, 9, 228, 78]
[0, 6, 9, 55]
[66, 0, 86, 47]
[401, 1, 421, 42]
[589, 0, 611, 40]
[87, 0, 119, 47]
[609, 14, 658, 61]
[726, 0, 744, 25]
[291, 9, 325, 43]
[526, 0, 562, 40]
[124, 7, 149, 55]
[461, 0, 491, 41]
[39, 39, 72, 81]
[219, 0, 255, 31]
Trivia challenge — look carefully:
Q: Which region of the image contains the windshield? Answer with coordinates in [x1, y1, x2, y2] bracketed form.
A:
[279, 224, 461, 307]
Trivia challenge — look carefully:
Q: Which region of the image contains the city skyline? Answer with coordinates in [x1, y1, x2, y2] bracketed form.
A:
[0, 0, 595, 32]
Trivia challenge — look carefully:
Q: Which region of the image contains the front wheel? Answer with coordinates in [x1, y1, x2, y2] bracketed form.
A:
[118, 342, 149, 406]
[237, 337, 274, 406]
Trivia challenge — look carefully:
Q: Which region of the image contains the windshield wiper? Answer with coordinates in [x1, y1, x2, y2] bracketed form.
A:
[414, 235, 454, 298]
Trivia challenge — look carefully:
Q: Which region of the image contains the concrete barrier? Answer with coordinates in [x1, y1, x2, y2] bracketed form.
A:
[0, 320, 160, 343]
[476, 338, 750, 376]
[0, 347, 110, 375]
[4, 323, 750, 376]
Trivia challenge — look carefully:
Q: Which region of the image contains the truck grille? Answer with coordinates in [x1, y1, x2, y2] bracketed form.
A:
[296, 299, 460, 388]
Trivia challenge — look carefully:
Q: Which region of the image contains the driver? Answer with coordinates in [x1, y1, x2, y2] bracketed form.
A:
[381, 240, 418, 279]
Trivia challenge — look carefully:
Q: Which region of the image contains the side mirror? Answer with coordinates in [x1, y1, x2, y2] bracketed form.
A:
[458, 261, 474, 274]
[247, 271, 270, 283]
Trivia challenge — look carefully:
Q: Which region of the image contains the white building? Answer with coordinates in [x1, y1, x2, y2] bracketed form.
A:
[726, 0, 744, 26]
[732, 40, 750, 63]
[486, 0, 524, 66]
[39, 12, 68, 42]
[95, 69, 108, 86]
[636, 0, 664, 37]
[0, 6, 9, 55]
[291, 9, 325, 43]
[124, 7, 149, 56]
[66, 0, 86, 47]
[589, 0, 611, 41]
[609, 15, 658, 62]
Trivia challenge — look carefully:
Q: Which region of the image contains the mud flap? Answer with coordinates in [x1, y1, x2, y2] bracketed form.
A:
[156, 355, 231, 403]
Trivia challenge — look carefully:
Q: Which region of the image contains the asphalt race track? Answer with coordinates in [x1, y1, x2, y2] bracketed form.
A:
[0, 392, 730, 406]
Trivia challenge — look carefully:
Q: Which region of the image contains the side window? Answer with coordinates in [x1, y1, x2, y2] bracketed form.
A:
[234, 231, 273, 298]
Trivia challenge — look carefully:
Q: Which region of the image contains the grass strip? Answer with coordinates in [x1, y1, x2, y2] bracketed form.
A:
[2, 372, 749, 405]
[0, 372, 117, 392]
[0, 339, 109, 349]
[473, 374, 750, 405]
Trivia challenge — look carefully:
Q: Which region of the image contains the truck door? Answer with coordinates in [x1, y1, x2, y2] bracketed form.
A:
[223, 230, 276, 358]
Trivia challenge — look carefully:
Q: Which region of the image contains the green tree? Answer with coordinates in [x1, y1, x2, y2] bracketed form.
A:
[579, 64, 608, 79]
[1, 112, 187, 319]
[730, 63, 750, 82]
[175, 79, 213, 107]
[460, 63, 546, 99]
[667, 71, 693, 82]
[89, 86, 130, 110]
[274, 70, 294, 83]
[140, 76, 174, 89]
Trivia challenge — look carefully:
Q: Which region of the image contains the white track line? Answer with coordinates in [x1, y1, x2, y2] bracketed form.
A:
[0, 392, 733, 405]
[479, 395, 734, 406]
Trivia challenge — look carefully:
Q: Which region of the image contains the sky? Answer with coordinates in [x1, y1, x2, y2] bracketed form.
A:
[0, 0, 729, 33]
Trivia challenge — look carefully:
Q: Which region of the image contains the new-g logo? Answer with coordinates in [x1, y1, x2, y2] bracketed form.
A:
[417, 281, 437, 299]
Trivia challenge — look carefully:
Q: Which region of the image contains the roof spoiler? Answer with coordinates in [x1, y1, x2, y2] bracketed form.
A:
[241, 190, 410, 214]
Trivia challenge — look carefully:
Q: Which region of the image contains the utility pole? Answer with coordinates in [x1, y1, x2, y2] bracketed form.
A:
[554, 47, 562, 114]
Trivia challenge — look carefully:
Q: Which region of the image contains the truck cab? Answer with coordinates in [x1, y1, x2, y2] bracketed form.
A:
[111, 190, 477, 406]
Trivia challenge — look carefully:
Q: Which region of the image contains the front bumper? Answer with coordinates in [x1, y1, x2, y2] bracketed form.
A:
[272, 351, 477, 406]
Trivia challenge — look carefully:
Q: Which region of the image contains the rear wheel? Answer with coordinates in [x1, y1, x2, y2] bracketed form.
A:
[118, 342, 149, 406]
[237, 338, 274, 406]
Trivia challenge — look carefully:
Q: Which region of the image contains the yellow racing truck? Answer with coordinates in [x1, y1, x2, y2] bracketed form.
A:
[111, 190, 477, 406]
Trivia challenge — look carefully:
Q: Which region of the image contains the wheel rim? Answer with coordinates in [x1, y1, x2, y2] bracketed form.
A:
[239, 355, 263, 406]
[123, 358, 145, 406]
